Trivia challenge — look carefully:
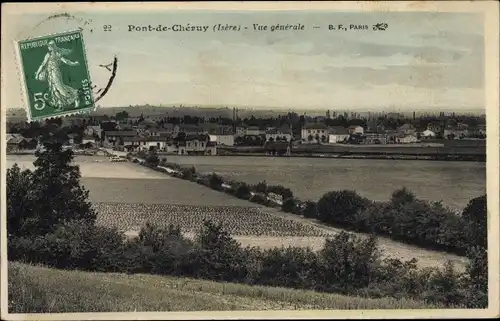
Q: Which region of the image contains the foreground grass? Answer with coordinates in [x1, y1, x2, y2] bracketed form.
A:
[8, 262, 447, 313]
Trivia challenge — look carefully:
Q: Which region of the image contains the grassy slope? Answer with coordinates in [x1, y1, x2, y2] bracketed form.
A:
[8, 262, 445, 313]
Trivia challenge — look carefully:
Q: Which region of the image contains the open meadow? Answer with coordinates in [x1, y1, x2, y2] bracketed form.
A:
[9, 262, 450, 312]
[7, 154, 467, 270]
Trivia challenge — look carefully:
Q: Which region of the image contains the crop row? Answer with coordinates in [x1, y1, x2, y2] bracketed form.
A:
[93, 202, 331, 237]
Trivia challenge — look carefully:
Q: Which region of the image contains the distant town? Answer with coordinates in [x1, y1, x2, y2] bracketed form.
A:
[6, 107, 486, 160]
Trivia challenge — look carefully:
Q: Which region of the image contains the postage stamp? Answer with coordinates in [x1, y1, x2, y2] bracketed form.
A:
[15, 29, 95, 121]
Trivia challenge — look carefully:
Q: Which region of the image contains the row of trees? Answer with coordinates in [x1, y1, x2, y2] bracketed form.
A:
[152, 159, 482, 257]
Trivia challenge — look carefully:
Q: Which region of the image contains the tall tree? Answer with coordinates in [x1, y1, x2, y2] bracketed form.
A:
[7, 132, 96, 237]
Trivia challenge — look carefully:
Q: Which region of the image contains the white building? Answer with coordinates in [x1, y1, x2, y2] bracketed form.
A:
[209, 134, 235, 146]
[347, 125, 364, 135]
[84, 125, 102, 139]
[421, 129, 436, 138]
[301, 123, 329, 143]
[395, 134, 419, 144]
[177, 134, 217, 155]
[246, 126, 265, 136]
[328, 126, 350, 144]
[265, 126, 293, 142]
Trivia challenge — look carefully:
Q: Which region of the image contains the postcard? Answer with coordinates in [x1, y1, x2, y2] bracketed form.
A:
[1, 1, 499, 320]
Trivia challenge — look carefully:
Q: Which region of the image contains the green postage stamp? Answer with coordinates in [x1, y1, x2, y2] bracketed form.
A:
[15, 30, 95, 121]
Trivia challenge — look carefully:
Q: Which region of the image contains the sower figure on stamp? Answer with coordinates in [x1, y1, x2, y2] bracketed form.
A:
[35, 40, 80, 111]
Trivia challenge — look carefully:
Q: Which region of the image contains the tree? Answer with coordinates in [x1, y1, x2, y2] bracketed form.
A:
[145, 148, 160, 167]
[462, 195, 487, 248]
[317, 190, 369, 226]
[314, 134, 320, 143]
[307, 134, 313, 143]
[7, 134, 96, 237]
[321, 135, 327, 143]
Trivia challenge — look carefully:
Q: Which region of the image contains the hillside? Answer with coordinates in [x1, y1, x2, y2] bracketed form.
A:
[8, 262, 446, 313]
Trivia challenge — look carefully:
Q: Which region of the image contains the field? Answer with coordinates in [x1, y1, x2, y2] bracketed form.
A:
[7, 155, 468, 270]
[8, 262, 448, 313]
[95, 203, 329, 237]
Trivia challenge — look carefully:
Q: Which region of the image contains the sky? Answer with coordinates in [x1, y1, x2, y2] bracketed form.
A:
[3, 9, 485, 111]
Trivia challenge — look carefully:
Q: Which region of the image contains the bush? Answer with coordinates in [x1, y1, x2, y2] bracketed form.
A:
[249, 193, 270, 206]
[254, 181, 268, 194]
[316, 190, 369, 227]
[258, 246, 319, 289]
[8, 221, 126, 272]
[145, 149, 159, 167]
[268, 185, 293, 200]
[301, 201, 318, 218]
[234, 182, 251, 200]
[181, 166, 196, 181]
[208, 173, 224, 190]
[281, 198, 297, 213]
[317, 232, 380, 292]
[192, 221, 248, 282]
[462, 195, 487, 248]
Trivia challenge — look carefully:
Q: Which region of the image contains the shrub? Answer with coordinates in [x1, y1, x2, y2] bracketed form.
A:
[462, 195, 487, 248]
[208, 173, 224, 190]
[249, 193, 270, 206]
[390, 187, 416, 207]
[145, 149, 160, 167]
[135, 223, 195, 275]
[301, 201, 318, 218]
[234, 182, 251, 200]
[281, 197, 297, 213]
[8, 221, 126, 272]
[268, 185, 293, 200]
[316, 190, 369, 227]
[192, 221, 248, 282]
[254, 181, 268, 194]
[258, 246, 319, 289]
[181, 166, 196, 181]
[317, 232, 380, 292]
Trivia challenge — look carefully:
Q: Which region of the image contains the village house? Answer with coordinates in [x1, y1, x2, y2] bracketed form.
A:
[176, 134, 217, 156]
[347, 125, 364, 135]
[6, 134, 32, 152]
[104, 131, 138, 147]
[364, 127, 388, 144]
[81, 135, 97, 146]
[443, 122, 470, 139]
[84, 125, 103, 139]
[427, 122, 443, 135]
[395, 133, 419, 144]
[265, 125, 293, 142]
[328, 126, 350, 144]
[420, 129, 436, 139]
[469, 124, 486, 137]
[264, 141, 291, 156]
[301, 123, 329, 143]
[246, 126, 266, 136]
[398, 123, 417, 135]
[145, 127, 161, 137]
[208, 126, 235, 146]
[235, 126, 247, 137]
[123, 135, 172, 152]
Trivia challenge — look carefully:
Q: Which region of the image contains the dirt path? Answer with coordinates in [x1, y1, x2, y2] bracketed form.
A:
[256, 207, 467, 271]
